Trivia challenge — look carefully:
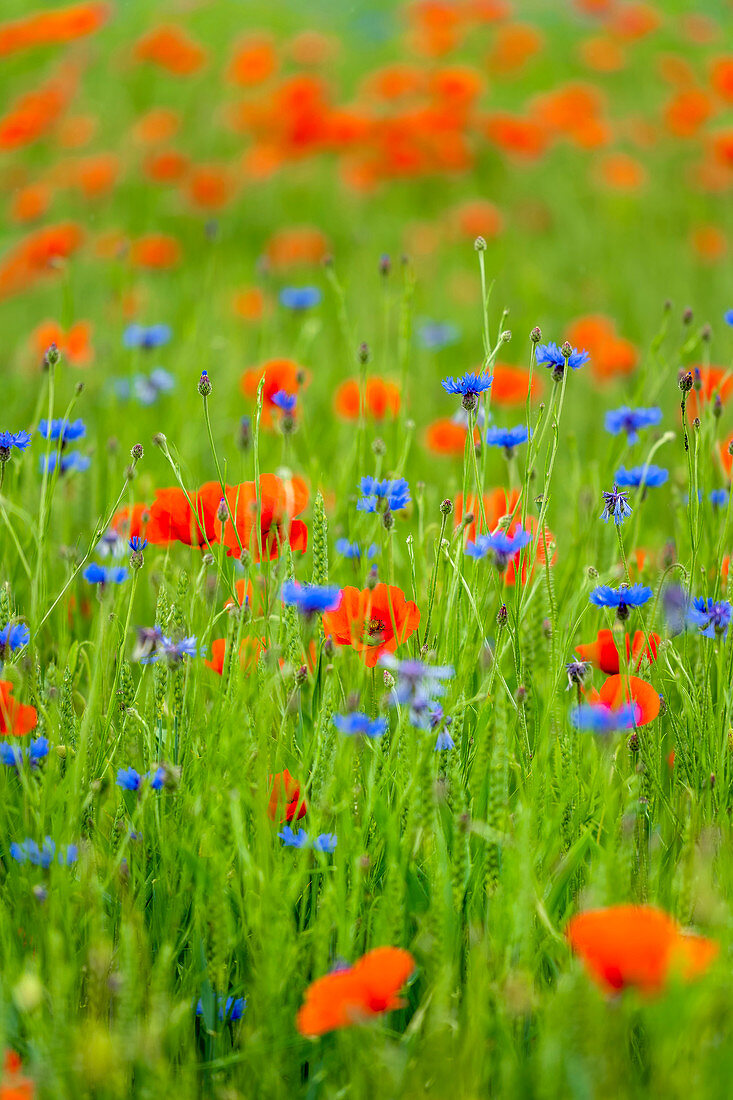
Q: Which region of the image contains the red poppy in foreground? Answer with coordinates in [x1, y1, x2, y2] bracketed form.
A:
[218, 474, 309, 562]
[322, 584, 420, 667]
[567, 905, 717, 994]
[146, 482, 222, 548]
[267, 769, 306, 823]
[205, 636, 264, 676]
[297, 946, 416, 1036]
[585, 674, 660, 726]
[0, 681, 37, 737]
[575, 629, 660, 674]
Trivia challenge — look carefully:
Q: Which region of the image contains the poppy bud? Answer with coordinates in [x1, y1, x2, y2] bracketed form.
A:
[693, 417, 701, 431]
[713, 394, 722, 419]
[216, 498, 229, 522]
[587, 565, 599, 579]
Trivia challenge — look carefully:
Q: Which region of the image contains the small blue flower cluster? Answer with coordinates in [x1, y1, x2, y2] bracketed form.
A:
[357, 476, 411, 513]
[0, 737, 49, 767]
[333, 712, 387, 738]
[466, 527, 532, 570]
[195, 996, 246, 1021]
[278, 826, 338, 852]
[281, 581, 341, 615]
[335, 539, 379, 560]
[0, 622, 30, 652]
[604, 406, 662, 444]
[10, 837, 78, 867]
[116, 766, 166, 791]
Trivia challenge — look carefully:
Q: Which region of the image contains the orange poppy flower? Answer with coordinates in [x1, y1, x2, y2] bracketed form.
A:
[710, 57, 733, 103]
[205, 636, 264, 676]
[264, 226, 329, 270]
[267, 769, 306, 823]
[218, 474, 309, 563]
[0, 64, 79, 151]
[129, 234, 181, 269]
[56, 113, 96, 149]
[361, 64, 425, 101]
[146, 482, 222, 549]
[567, 905, 717, 994]
[232, 287, 266, 321]
[133, 25, 207, 77]
[184, 164, 236, 211]
[719, 432, 733, 477]
[0, 3, 108, 58]
[227, 34, 278, 86]
[0, 222, 83, 300]
[143, 150, 190, 185]
[455, 488, 521, 545]
[287, 30, 338, 67]
[566, 315, 638, 382]
[579, 35, 625, 73]
[597, 152, 647, 191]
[9, 182, 51, 225]
[322, 584, 420, 668]
[0, 1048, 35, 1098]
[503, 515, 556, 587]
[487, 22, 544, 75]
[132, 107, 181, 145]
[532, 83, 607, 146]
[0, 681, 38, 738]
[481, 112, 548, 160]
[334, 378, 401, 420]
[450, 200, 503, 241]
[608, 3, 661, 41]
[71, 153, 120, 199]
[575, 629, 660, 674]
[110, 503, 148, 540]
[687, 365, 733, 420]
[30, 319, 92, 367]
[491, 363, 542, 406]
[691, 225, 726, 263]
[297, 946, 415, 1036]
[664, 88, 713, 138]
[593, 674, 660, 726]
[240, 358, 306, 427]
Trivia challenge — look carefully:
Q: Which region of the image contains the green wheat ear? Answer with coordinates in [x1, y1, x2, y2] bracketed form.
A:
[311, 490, 329, 586]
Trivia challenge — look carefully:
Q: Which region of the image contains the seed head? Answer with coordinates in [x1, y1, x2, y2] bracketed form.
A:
[131, 443, 144, 462]
[198, 370, 212, 397]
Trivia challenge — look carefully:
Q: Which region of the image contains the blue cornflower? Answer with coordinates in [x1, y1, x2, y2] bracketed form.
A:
[313, 833, 338, 853]
[484, 425, 529, 455]
[710, 489, 729, 508]
[0, 622, 30, 651]
[600, 484, 632, 525]
[148, 767, 166, 790]
[116, 767, 143, 791]
[570, 703, 638, 733]
[663, 584, 688, 635]
[688, 597, 732, 639]
[536, 342, 589, 374]
[604, 406, 663, 445]
[0, 739, 49, 767]
[357, 476, 411, 513]
[196, 996, 246, 1022]
[134, 368, 175, 405]
[279, 286, 322, 310]
[28, 737, 49, 763]
[129, 536, 148, 553]
[141, 635, 200, 664]
[40, 450, 90, 475]
[441, 370, 493, 411]
[724, 309, 733, 327]
[123, 323, 172, 350]
[614, 465, 668, 490]
[417, 320, 460, 350]
[83, 563, 128, 586]
[465, 527, 532, 570]
[590, 583, 652, 621]
[335, 539, 379, 560]
[381, 655, 454, 728]
[0, 430, 32, 454]
[281, 581, 341, 615]
[10, 837, 77, 868]
[38, 418, 86, 443]
[96, 529, 126, 559]
[333, 713, 387, 738]
[435, 729, 455, 751]
[272, 390, 297, 414]
[278, 825, 310, 848]
[0, 743, 23, 766]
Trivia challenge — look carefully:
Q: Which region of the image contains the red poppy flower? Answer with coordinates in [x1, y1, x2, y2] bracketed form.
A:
[589, 674, 660, 726]
[454, 488, 521, 545]
[218, 474, 309, 562]
[424, 418, 480, 456]
[297, 946, 415, 1036]
[129, 234, 181, 269]
[687, 366, 733, 420]
[240, 358, 307, 427]
[205, 636, 264, 676]
[110, 503, 148, 541]
[503, 515, 556, 587]
[491, 363, 542, 406]
[567, 905, 717, 994]
[267, 769, 306, 823]
[146, 482, 222, 548]
[30, 319, 92, 367]
[133, 25, 207, 76]
[575, 629, 660, 674]
[322, 583, 420, 667]
[334, 378, 400, 420]
[1, 681, 38, 737]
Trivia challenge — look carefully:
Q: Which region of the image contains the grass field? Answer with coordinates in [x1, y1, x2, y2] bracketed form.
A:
[0, 2, 732, 1097]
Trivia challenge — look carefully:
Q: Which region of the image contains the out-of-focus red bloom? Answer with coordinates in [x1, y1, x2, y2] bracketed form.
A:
[566, 315, 637, 382]
[0, 3, 108, 57]
[719, 432, 733, 477]
[184, 164, 236, 211]
[323, 584, 420, 668]
[609, 3, 661, 41]
[503, 515, 556, 587]
[449, 199, 503, 241]
[579, 35, 625, 73]
[590, 674, 660, 726]
[146, 482, 222, 548]
[205, 636, 264, 676]
[56, 113, 96, 149]
[232, 287, 267, 321]
[263, 226, 329, 270]
[664, 88, 714, 138]
[334, 378, 400, 420]
[240, 358, 307, 427]
[455, 488, 521, 546]
[129, 234, 181, 269]
[0, 222, 83, 300]
[0, 1049, 35, 1098]
[532, 83, 609, 149]
[687, 365, 733, 420]
[575, 629, 660, 674]
[227, 34, 278, 86]
[132, 107, 181, 145]
[297, 946, 415, 1036]
[710, 57, 733, 103]
[691, 225, 727, 263]
[567, 905, 717, 994]
[425, 418, 480, 456]
[287, 30, 339, 67]
[597, 153, 647, 191]
[491, 363, 542, 405]
[267, 769, 306, 823]
[487, 22, 544, 75]
[9, 183, 52, 225]
[0, 682, 38, 738]
[481, 112, 548, 160]
[110, 503, 148, 540]
[133, 25, 207, 76]
[30, 320, 92, 367]
[361, 64, 425, 101]
[0, 64, 80, 151]
[143, 150, 190, 185]
[218, 474, 309, 562]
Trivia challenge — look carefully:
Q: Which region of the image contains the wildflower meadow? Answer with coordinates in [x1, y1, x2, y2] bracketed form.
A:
[1, 1, 732, 1097]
